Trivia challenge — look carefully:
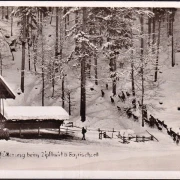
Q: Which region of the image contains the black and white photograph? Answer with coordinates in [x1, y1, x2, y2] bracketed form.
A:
[0, 1, 180, 179]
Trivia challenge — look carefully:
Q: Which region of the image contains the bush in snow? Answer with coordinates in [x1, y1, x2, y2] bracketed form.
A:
[0, 128, 10, 141]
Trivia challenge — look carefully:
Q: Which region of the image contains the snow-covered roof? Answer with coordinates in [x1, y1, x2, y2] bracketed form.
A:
[0, 75, 16, 99]
[4, 106, 69, 120]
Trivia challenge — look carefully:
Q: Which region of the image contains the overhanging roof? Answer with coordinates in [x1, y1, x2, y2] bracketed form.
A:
[0, 76, 16, 99]
[4, 106, 69, 120]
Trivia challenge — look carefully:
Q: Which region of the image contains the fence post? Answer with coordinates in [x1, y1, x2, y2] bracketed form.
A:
[19, 126, 21, 137]
[103, 132, 106, 138]
[38, 127, 40, 136]
[112, 132, 113, 138]
[142, 136, 145, 142]
[99, 131, 102, 140]
[59, 125, 61, 136]
[151, 135, 154, 141]
[136, 135, 138, 142]
[66, 128, 68, 134]
[123, 136, 125, 143]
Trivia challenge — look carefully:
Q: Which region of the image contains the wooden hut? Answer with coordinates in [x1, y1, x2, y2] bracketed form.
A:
[0, 76, 69, 136]
[3, 106, 69, 136]
[0, 75, 16, 128]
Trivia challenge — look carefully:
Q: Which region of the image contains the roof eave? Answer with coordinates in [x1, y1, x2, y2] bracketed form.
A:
[0, 76, 16, 99]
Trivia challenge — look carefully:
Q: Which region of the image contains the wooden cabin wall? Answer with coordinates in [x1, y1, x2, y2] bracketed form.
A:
[5, 120, 64, 130]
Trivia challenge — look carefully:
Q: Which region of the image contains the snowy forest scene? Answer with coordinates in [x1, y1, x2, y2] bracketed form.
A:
[1, 3, 180, 175]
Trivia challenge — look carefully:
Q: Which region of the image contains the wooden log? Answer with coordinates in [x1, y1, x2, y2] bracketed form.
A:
[146, 130, 158, 142]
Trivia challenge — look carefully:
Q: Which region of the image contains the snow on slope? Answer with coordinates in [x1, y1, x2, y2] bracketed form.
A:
[0, 10, 180, 142]
[154, 53, 180, 133]
[1, 8, 180, 174]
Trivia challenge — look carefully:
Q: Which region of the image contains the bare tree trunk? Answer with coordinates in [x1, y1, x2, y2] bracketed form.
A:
[169, 12, 172, 37]
[11, 9, 13, 36]
[172, 17, 175, 67]
[50, 7, 53, 24]
[40, 12, 45, 106]
[131, 58, 135, 91]
[112, 56, 116, 96]
[67, 11, 70, 26]
[55, 8, 59, 67]
[33, 36, 37, 73]
[80, 49, 86, 121]
[152, 8, 156, 55]
[6, 7, 8, 20]
[27, 15, 31, 71]
[148, 8, 152, 47]
[80, 7, 86, 122]
[68, 92, 71, 115]
[62, 75, 65, 108]
[59, 7, 63, 60]
[94, 53, 98, 85]
[52, 78, 55, 97]
[21, 15, 26, 93]
[167, 12, 169, 37]
[75, 11, 78, 35]
[30, 16, 32, 39]
[64, 8, 67, 36]
[108, 46, 116, 95]
[75, 11, 78, 24]
[86, 58, 91, 78]
[52, 7, 59, 97]
[2, 7, 4, 20]
[131, 51, 136, 109]
[28, 42, 31, 71]
[107, 25, 116, 96]
[41, 42, 45, 106]
[131, 53, 135, 96]
[0, 53, 2, 75]
[130, 12, 136, 105]
[38, 10, 40, 24]
[33, 10, 41, 73]
[49, 7, 52, 13]
[140, 14, 144, 127]
[154, 19, 161, 82]
[59, 7, 65, 108]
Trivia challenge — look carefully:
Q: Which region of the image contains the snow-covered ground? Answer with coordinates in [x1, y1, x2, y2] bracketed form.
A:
[0, 128, 179, 171]
[0, 8, 180, 177]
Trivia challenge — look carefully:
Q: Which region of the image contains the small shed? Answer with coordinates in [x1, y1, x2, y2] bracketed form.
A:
[0, 75, 16, 127]
[3, 106, 69, 136]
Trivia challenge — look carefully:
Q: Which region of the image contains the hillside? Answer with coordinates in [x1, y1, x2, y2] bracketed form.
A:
[0, 6, 180, 173]
[0, 8, 179, 135]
